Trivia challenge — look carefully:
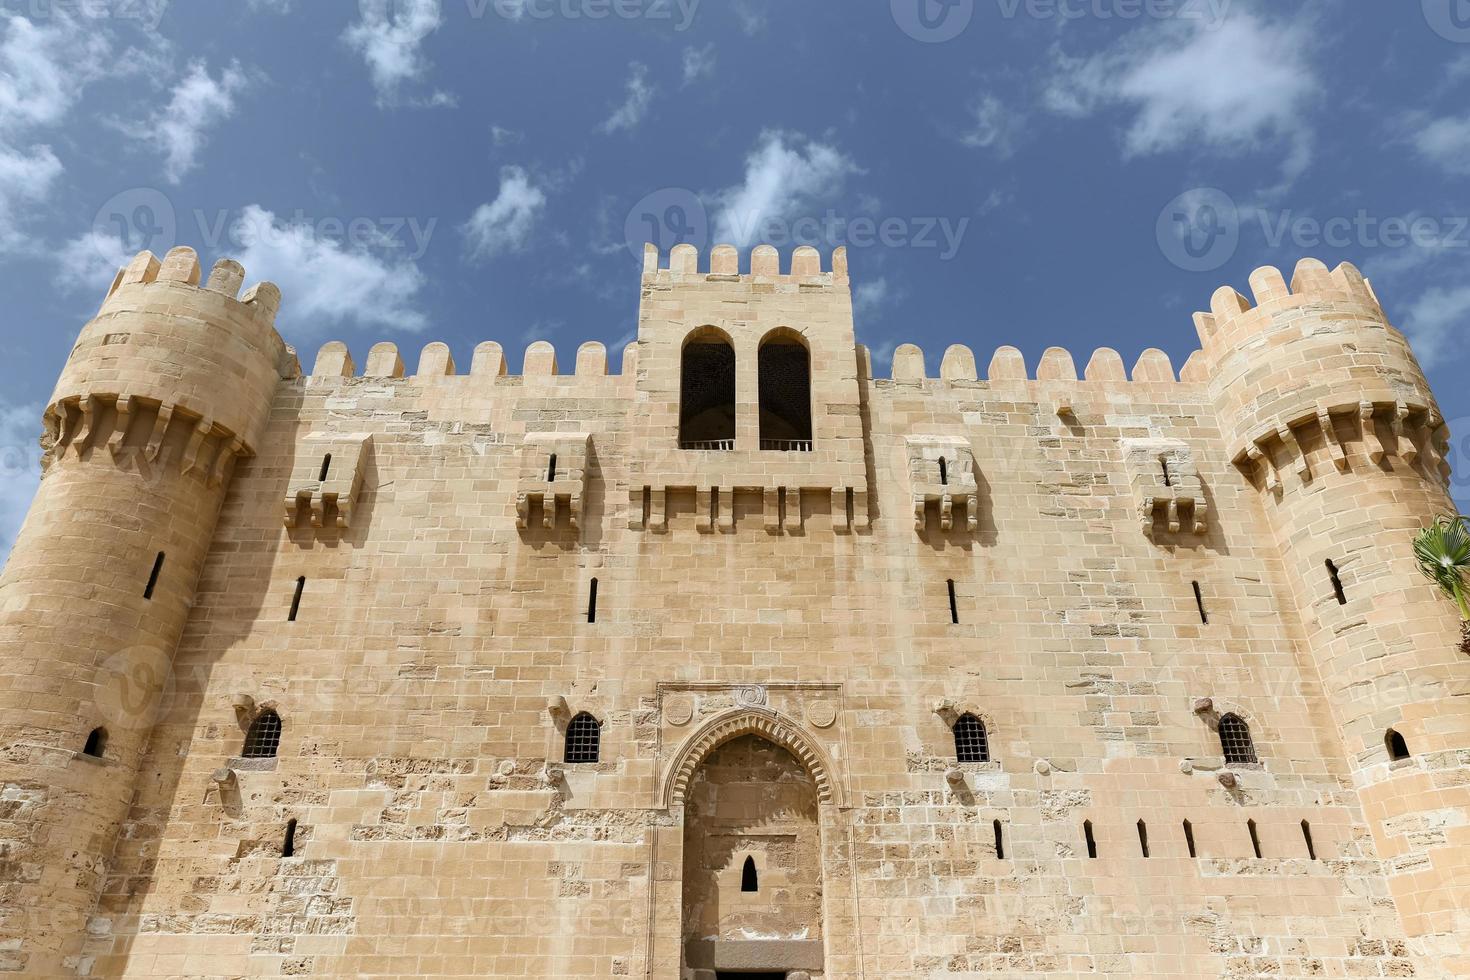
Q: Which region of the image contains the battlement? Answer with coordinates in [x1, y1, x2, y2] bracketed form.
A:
[641, 242, 848, 282]
[48, 247, 294, 463]
[1192, 258, 1386, 359]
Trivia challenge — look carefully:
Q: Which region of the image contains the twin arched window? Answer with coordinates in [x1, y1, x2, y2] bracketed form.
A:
[565, 712, 601, 764]
[678, 329, 812, 451]
[1218, 713, 1257, 765]
[953, 713, 990, 763]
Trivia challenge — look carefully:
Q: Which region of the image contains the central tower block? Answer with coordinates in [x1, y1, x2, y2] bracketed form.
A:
[627, 243, 871, 534]
[1193, 259, 1470, 969]
[0, 248, 293, 975]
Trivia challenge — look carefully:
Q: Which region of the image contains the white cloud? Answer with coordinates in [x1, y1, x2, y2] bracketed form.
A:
[0, 11, 118, 250]
[54, 228, 134, 290]
[1045, 10, 1318, 189]
[343, 0, 452, 108]
[853, 277, 890, 316]
[0, 400, 42, 569]
[961, 94, 1022, 157]
[463, 166, 547, 260]
[682, 44, 716, 85]
[0, 143, 61, 251]
[1413, 115, 1470, 176]
[712, 131, 860, 247]
[1399, 284, 1470, 370]
[145, 60, 251, 183]
[230, 205, 429, 334]
[491, 125, 524, 147]
[600, 62, 654, 134]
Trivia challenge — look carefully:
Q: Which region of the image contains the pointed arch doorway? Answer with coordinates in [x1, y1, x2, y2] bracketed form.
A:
[652, 708, 847, 980]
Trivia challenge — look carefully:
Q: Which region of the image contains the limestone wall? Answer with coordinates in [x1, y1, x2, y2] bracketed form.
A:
[10, 246, 1460, 979]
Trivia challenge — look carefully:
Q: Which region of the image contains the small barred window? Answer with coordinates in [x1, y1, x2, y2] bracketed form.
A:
[565, 712, 601, 764]
[243, 710, 282, 759]
[953, 713, 990, 763]
[1218, 713, 1257, 765]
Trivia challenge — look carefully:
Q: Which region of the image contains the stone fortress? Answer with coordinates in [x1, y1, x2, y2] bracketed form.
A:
[0, 239, 1467, 979]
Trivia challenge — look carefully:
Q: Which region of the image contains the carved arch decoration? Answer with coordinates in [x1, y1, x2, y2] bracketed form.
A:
[662, 707, 844, 809]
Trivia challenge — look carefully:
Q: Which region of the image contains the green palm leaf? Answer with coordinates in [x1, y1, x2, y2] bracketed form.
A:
[1413, 515, 1470, 621]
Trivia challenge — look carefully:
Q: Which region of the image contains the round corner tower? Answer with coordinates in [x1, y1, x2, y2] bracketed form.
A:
[1194, 258, 1470, 968]
[0, 247, 293, 975]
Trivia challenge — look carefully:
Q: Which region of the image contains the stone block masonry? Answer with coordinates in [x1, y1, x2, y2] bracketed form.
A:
[0, 242, 1465, 978]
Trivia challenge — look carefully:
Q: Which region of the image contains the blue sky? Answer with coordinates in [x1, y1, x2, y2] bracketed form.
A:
[1, 0, 1469, 558]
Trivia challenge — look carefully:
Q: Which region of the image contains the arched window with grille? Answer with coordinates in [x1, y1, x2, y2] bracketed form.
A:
[758, 329, 812, 451]
[680, 328, 736, 450]
[564, 712, 601, 764]
[1218, 713, 1257, 765]
[243, 710, 283, 759]
[953, 713, 990, 763]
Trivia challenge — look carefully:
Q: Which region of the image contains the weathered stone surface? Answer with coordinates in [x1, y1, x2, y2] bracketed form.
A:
[0, 248, 1466, 978]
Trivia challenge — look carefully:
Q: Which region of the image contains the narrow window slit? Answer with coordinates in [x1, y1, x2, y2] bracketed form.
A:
[1192, 581, 1208, 624]
[282, 818, 297, 858]
[1084, 820, 1097, 859]
[1386, 728, 1410, 761]
[1326, 559, 1347, 605]
[1183, 819, 1196, 858]
[288, 577, 305, 622]
[1248, 819, 1262, 858]
[587, 578, 599, 624]
[83, 727, 107, 758]
[741, 856, 757, 893]
[318, 454, 332, 481]
[547, 454, 557, 482]
[948, 579, 959, 624]
[1161, 456, 1172, 487]
[144, 552, 165, 600]
[939, 457, 948, 485]
[993, 819, 1005, 859]
[1137, 820, 1150, 858]
[1301, 820, 1317, 860]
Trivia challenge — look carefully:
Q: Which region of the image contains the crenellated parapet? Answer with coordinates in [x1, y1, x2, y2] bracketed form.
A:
[44, 247, 294, 479]
[642, 242, 848, 285]
[1189, 259, 1449, 494]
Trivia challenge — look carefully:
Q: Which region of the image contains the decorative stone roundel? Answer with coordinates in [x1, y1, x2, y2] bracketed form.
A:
[807, 699, 837, 729]
[736, 685, 768, 707]
[665, 695, 694, 726]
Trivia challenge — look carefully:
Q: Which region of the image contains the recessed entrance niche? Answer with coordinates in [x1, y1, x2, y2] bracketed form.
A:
[683, 734, 824, 977]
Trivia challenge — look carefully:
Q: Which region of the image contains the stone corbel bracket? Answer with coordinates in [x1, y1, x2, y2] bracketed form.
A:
[518, 432, 591, 530]
[905, 435, 979, 534]
[628, 484, 869, 534]
[283, 434, 372, 529]
[1122, 438, 1208, 535]
[1232, 400, 1449, 491]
